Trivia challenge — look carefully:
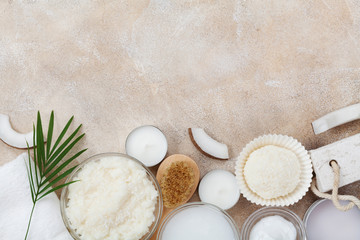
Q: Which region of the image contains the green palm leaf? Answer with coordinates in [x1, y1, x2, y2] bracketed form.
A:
[43, 149, 87, 186]
[49, 116, 74, 157]
[46, 111, 54, 159]
[44, 130, 84, 176]
[24, 111, 87, 240]
[32, 125, 40, 186]
[38, 167, 77, 196]
[36, 112, 45, 172]
[37, 181, 79, 201]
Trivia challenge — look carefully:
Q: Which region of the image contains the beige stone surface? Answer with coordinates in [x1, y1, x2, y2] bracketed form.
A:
[1, 0, 360, 233]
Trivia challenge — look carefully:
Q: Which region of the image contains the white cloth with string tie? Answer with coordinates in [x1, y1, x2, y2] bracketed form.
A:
[0, 153, 73, 240]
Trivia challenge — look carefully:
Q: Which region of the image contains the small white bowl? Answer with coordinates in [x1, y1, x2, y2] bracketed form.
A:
[241, 207, 306, 240]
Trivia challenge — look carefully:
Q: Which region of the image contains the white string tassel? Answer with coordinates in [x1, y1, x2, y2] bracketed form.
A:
[311, 160, 360, 211]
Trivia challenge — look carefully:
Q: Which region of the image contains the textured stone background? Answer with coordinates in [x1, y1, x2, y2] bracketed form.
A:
[1, 0, 360, 232]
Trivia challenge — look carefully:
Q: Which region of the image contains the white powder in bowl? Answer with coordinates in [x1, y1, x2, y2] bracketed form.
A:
[244, 145, 300, 199]
[65, 156, 158, 240]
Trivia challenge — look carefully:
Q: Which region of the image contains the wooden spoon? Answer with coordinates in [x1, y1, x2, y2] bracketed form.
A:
[150, 154, 200, 240]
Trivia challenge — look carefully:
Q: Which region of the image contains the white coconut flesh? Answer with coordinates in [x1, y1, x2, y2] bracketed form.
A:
[312, 103, 360, 135]
[0, 114, 34, 148]
[190, 128, 229, 159]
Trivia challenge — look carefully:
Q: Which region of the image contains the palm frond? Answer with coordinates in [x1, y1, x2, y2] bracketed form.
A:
[49, 116, 74, 157]
[39, 166, 77, 196]
[24, 148, 35, 203]
[37, 181, 79, 201]
[46, 111, 54, 159]
[43, 148, 87, 185]
[32, 125, 40, 186]
[44, 129, 84, 176]
[36, 112, 45, 173]
[24, 111, 87, 240]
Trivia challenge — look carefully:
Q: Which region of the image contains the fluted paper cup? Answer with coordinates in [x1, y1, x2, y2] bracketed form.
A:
[235, 134, 313, 206]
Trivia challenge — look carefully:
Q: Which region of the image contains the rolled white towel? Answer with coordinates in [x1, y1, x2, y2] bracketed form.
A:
[0, 153, 73, 240]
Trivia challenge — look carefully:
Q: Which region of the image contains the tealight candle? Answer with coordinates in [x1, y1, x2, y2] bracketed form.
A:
[199, 170, 240, 210]
[125, 125, 168, 167]
[304, 199, 360, 240]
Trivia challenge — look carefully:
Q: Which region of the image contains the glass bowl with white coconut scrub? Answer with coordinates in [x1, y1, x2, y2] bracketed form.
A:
[241, 207, 306, 240]
[60, 153, 163, 240]
[157, 202, 240, 240]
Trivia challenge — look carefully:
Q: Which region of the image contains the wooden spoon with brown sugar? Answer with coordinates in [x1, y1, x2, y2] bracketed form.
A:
[150, 154, 200, 240]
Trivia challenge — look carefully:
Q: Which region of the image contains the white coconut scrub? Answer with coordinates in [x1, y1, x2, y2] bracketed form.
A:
[244, 145, 300, 199]
[250, 215, 296, 240]
[64, 156, 159, 240]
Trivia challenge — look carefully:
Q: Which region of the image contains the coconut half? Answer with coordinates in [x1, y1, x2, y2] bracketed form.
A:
[312, 103, 360, 134]
[0, 114, 34, 148]
[188, 128, 229, 160]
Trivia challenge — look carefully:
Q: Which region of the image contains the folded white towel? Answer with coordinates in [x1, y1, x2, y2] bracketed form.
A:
[0, 153, 73, 240]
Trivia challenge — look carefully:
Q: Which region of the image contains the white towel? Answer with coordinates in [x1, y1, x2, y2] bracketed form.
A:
[0, 153, 73, 240]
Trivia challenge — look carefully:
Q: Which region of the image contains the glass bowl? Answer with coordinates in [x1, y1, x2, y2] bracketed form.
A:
[241, 207, 306, 240]
[60, 152, 163, 240]
[156, 202, 240, 240]
[303, 199, 360, 240]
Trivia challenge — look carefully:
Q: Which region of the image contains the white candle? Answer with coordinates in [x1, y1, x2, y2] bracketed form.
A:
[304, 199, 360, 240]
[199, 170, 240, 210]
[125, 125, 168, 167]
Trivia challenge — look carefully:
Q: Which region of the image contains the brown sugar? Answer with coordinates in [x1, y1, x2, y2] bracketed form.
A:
[160, 161, 195, 208]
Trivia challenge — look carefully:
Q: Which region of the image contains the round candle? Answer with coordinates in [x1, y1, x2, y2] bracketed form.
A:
[160, 204, 238, 240]
[125, 125, 167, 167]
[199, 170, 240, 210]
[305, 199, 360, 240]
